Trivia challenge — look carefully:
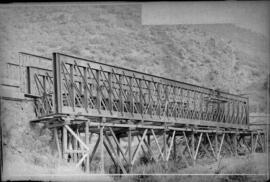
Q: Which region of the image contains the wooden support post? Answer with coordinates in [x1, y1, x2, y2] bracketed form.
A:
[215, 132, 218, 158]
[147, 134, 151, 147]
[89, 135, 100, 166]
[70, 132, 74, 163]
[104, 133, 127, 174]
[73, 129, 77, 163]
[191, 131, 195, 166]
[85, 121, 90, 173]
[100, 119, 105, 173]
[229, 134, 235, 156]
[206, 133, 216, 159]
[173, 135, 176, 160]
[62, 125, 68, 160]
[166, 130, 176, 161]
[194, 132, 203, 160]
[108, 127, 128, 164]
[223, 136, 234, 156]
[254, 133, 259, 153]
[141, 136, 157, 162]
[152, 129, 165, 161]
[116, 134, 121, 174]
[65, 125, 89, 151]
[131, 129, 148, 165]
[183, 131, 192, 159]
[263, 132, 266, 152]
[217, 133, 225, 160]
[234, 133, 238, 156]
[163, 129, 167, 161]
[54, 128, 62, 160]
[67, 133, 71, 162]
[103, 138, 118, 171]
[128, 127, 132, 173]
[251, 132, 254, 153]
[259, 133, 265, 152]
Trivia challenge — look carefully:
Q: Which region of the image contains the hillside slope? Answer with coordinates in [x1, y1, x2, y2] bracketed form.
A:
[0, 4, 268, 109]
[0, 4, 269, 178]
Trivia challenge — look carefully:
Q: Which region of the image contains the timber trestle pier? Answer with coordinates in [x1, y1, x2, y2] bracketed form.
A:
[20, 52, 266, 174]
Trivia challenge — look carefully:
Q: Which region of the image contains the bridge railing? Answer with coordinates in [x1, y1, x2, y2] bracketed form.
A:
[20, 52, 54, 117]
[52, 52, 249, 127]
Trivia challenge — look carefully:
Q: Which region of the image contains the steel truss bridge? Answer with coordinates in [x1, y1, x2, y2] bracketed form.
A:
[20, 52, 266, 174]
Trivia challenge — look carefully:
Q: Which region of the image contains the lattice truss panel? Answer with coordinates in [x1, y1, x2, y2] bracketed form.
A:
[52, 53, 248, 127]
[20, 52, 249, 128]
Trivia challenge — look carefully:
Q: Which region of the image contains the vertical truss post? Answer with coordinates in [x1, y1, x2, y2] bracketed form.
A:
[108, 72, 113, 113]
[96, 70, 101, 112]
[148, 81, 152, 117]
[26, 66, 31, 94]
[139, 79, 143, 115]
[157, 83, 161, 117]
[83, 67, 88, 110]
[85, 121, 90, 173]
[42, 75, 46, 114]
[70, 64, 75, 110]
[100, 118, 105, 173]
[53, 53, 62, 114]
[119, 75, 123, 115]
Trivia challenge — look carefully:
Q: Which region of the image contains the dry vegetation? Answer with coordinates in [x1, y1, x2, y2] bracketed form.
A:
[0, 4, 269, 181]
[117, 153, 268, 182]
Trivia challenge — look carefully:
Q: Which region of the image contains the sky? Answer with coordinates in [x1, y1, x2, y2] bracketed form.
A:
[142, 1, 270, 37]
[1, 2, 269, 37]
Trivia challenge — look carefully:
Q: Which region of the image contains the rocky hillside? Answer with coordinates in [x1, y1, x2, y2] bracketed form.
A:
[0, 4, 269, 178]
[0, 4, 268, 110]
